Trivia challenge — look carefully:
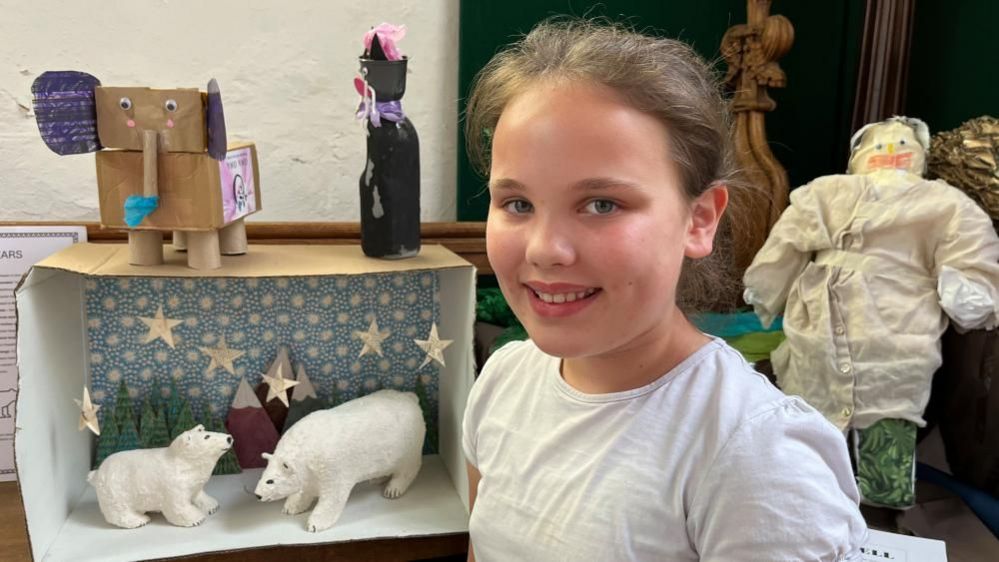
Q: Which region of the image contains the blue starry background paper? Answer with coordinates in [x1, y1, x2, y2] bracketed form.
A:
[83, 272, 441, 445]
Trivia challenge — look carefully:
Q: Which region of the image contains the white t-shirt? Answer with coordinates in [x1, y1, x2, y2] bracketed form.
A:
[462, 338, 867, 561]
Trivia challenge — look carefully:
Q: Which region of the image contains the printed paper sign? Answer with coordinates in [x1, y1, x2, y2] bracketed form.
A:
[220, 147, 257, 224]
[0, 226, 87, 481]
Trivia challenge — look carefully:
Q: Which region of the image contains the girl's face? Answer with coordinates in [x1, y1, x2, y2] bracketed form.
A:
[486, 80, 724, 361]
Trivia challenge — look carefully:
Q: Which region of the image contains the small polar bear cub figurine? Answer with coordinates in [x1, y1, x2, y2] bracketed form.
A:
[88, 424, 233, 528]
[254, 389, 426, 532]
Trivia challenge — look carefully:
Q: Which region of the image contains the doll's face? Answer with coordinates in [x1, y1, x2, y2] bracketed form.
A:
[486, 80, 724, 360]
[94, 87, 206, 152]
[848, 121, 925, 176]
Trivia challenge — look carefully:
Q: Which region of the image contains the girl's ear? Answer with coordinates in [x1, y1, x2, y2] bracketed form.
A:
[683, 184, 728, 259]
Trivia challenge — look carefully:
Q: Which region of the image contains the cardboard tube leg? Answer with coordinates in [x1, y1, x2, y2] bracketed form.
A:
[186, 231, 222, 270]
[219, 219, 248, 255]
[128, 231, 164, 266]
[172, 230, 188, 251]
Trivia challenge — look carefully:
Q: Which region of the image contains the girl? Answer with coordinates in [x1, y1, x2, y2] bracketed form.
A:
[461, 19, 867, 561]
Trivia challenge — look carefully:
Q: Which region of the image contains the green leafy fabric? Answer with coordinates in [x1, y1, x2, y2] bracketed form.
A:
[854, 418, 917, 508]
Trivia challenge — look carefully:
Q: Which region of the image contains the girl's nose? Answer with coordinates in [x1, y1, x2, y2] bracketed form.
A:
[525, 218, 576, 268]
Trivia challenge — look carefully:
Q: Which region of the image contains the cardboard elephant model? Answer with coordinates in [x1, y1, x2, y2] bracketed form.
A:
[32, 71, 261, 270]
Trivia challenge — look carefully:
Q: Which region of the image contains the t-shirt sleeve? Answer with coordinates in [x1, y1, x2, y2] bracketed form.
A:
[688, 397, 868, 561]
[462, 340, 525, 469]
[461, 383, 481, 468]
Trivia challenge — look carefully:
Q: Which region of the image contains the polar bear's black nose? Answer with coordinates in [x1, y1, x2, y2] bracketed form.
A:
[255, 494, 262, 500]
[227, 436, 233, 445]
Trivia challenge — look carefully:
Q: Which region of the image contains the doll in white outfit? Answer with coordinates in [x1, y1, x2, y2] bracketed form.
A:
[744, 116, 999, 507]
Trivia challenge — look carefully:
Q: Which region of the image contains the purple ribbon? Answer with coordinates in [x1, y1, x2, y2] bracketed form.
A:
[356, 99, 405, 128]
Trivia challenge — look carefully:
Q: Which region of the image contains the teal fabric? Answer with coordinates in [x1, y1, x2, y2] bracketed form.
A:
[690, 311, 783, 338]
[123, 195, 159, 227]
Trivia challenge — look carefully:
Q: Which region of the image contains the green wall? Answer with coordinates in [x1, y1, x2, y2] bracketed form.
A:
[906, 1, 999, 133]
[456, 0, 866, 220]
[764, 0, 864, 187]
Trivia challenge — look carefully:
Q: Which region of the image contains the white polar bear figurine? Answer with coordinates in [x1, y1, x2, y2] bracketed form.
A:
[87, 424, 233, 528]
[254, 389, 426, 532]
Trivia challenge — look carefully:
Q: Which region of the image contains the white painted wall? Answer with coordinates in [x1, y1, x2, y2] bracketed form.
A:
[0, 0, 459, 222]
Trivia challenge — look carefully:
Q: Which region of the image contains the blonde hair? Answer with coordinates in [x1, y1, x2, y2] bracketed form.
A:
[465, 18, 744, 310]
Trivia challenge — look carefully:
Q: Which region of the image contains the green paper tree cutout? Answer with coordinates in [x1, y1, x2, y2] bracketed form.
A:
[93, 412, 119, 468]
[171, 402, 197, 440]
[112, 381, 136, 437]
[199, 403, 213, 430]
[415, 376, 437, 454]
[164, 380, 184, 432]
[201, 403, 241, 475]
[139, 398, 153, 447]
[115, 414, 142, 455]
[140, 400, 170, 449]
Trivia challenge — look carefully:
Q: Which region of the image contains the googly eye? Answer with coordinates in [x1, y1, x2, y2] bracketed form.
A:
[164, 99, 178, 112]
[899, 139, 906, 145]
[119, 97, 132, 110]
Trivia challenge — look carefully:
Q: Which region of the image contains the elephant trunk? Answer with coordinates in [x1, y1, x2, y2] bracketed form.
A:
[123, 130, 162, 227]
[143, 130, 158, 198]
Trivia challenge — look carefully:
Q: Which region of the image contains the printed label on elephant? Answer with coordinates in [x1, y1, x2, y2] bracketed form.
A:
[220, 147, 256, 223]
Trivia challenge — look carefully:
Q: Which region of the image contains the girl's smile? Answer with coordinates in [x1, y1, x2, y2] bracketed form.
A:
[523, 281, 601, 318]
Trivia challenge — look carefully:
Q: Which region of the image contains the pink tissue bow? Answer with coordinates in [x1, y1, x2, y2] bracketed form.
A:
[364, 22, 407, 61]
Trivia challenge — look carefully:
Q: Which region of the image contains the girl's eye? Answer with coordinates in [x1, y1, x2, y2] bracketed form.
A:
[502, 199, 533, 214]
[584, 199, 618, 215]
[899, 139, 906, 145]
[164, 99, 178, 112]
[875, 143, 883, 150]
[119, 97, 132, 110]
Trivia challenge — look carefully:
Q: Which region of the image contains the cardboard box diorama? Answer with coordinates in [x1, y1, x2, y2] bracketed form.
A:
[32, 71, 261, 270]
[15, 244, 475, 562]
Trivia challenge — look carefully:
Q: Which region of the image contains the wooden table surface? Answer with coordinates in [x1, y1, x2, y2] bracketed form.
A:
[0, 481, 468, 562]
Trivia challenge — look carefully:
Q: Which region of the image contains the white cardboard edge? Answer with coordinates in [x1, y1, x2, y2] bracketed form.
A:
[438, 266, 477, 511]
[14, 262, 477, 561]
[15, 267, 92, 560]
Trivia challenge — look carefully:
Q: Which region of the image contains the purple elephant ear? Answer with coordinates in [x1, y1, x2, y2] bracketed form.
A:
[206, 78, 227, 161]
[31, 70, 102, 155]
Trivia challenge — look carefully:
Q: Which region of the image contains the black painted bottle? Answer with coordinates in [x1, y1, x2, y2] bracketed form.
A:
[358, 57, 421, 259]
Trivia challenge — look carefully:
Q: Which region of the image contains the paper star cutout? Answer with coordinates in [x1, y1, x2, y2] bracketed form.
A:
[262, 362, 299, 407]
[415, 323, 453, 369]
[199, 335, 245, 375]
[74, 387, 101, 436]
[354, 319, 390, 358]
[138, 306, 183, 348]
